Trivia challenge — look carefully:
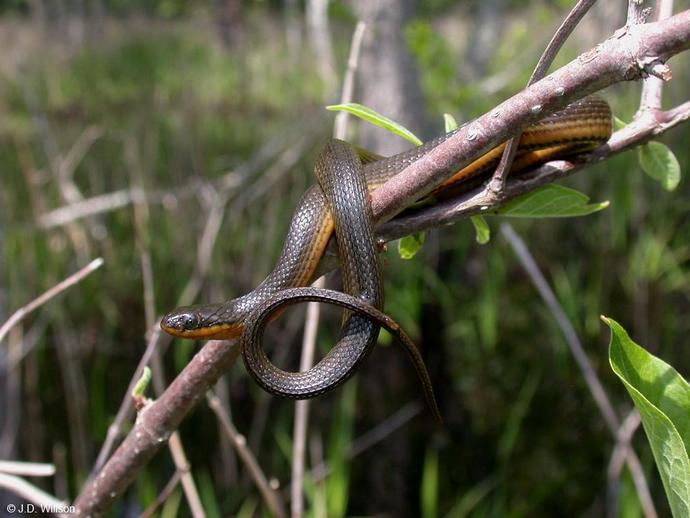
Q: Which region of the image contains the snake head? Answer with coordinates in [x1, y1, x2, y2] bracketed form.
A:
[160, 303, 243, 340]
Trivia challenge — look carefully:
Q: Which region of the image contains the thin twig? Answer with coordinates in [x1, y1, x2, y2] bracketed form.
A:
[627, 0, 652, 26]
[39, 122, 320, 229]
[309, 401, 422, 482]
[0, 460, 55, 477]
[88, 125, 297, 475]
[0, 257, 104, 344]
[90, 324, 162, 474]
[306, 0, 337, 95]
[379, 98, 690, 242]
[499, 224, 657, 518]
[639, 0, 675, 111]
[489, 0, 597, 193]
[290, 286, 322, 518]
[607, 410, 643, 518]
[139, 471, 182, 518]
[57, 125, 103, 185]
[148, 335, 205, 518]
[0, 472, 66, 510]
[167, 432, 205, 518]
[128, 136, 206, 518]
[333, 21, 366, 140]
[369, 12, 690, 225]
[207, 390, 287, 518]
[291, 20, 367, 518]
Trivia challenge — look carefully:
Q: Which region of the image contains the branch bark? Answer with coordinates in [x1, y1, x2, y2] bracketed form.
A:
[370, 11, 690, 224]
[379, 96, 690, 241]
[73, 10, 690, 516]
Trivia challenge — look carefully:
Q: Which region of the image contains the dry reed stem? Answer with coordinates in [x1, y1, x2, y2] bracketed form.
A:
[0, 472, 66, 510]
[499, 224, 656, 517]
[207, 390, 287, 518]
[0, 258, 104, 345]
[291, 20, 366, 518]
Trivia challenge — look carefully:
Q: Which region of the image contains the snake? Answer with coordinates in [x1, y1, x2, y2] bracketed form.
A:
[160, 95, 612, 411]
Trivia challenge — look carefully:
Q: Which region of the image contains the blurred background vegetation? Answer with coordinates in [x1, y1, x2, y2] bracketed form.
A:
[1, 0, 688, 516]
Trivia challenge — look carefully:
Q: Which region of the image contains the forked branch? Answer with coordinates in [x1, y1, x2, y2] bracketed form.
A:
[73, 10, 690, 516]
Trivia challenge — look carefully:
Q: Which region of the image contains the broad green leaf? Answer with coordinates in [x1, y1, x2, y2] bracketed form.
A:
[444, 113, 459, 132]
[327, 103, 423, 145]
[398, 233, 425, 259]
[639, 141, 681, 191]
[604, 317, 690, 517]
[470, 215, 490, 244]
[496, 184, 609, 218]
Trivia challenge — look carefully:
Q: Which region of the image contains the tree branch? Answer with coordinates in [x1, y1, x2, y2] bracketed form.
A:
[489, 0, 597, 193]
[73, 10, 690, 516]
[379, 97, 690, 240]
[370, 11, 690, 224]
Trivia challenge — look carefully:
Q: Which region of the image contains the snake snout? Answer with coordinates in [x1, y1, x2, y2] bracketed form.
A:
[161, 310, 201, 333]
[160, 303, 242, 339]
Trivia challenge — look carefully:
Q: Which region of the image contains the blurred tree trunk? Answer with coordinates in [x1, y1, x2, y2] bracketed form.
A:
[214, 0, 244, 49]
[284, 0, 303, 60]
[350, 2, 430, 516]
[465, 0, 506, 80]
[352, 0, 430, 155]
[307, 0, 337, 97]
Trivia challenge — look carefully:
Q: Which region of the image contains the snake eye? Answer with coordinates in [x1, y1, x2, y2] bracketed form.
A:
[161, 311, 201, 332]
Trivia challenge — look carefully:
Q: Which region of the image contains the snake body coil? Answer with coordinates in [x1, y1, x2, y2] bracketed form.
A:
[161, 95, 612, 408]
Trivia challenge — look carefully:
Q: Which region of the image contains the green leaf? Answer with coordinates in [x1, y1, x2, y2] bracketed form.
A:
[604, 317, 690, 517]
[131, 366, 151, 398]
[470, 215, 490, 244]
[614, 115, 628, 130]
[444, 113, 459, 132]
[326, 381, 357, 518]
[496, 184, 609, 218]
[638, 141, 681, 191]
[326, 103, 423, 145]
[398, 233, 425, 260]
[420, 446, 439, 518]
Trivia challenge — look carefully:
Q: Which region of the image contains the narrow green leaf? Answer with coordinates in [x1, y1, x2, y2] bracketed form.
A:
[421, 446, 439, 518]
[470, 215, 490, 244]
[327, 103, 423, 145]
[444, 113, 459, 132]
[398, 233, 425, 260]
[604, 317, 690, 517]
[614, 115, 628, 130]
[497, 367, 541, 466]
[326, 381, 357, 518]
[638, 141, 681, 191]
[160, 487, 183, 518]
[496, 184, 609, 218]
[197, 469, 222, 518]
[131, 366, 151, 398]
